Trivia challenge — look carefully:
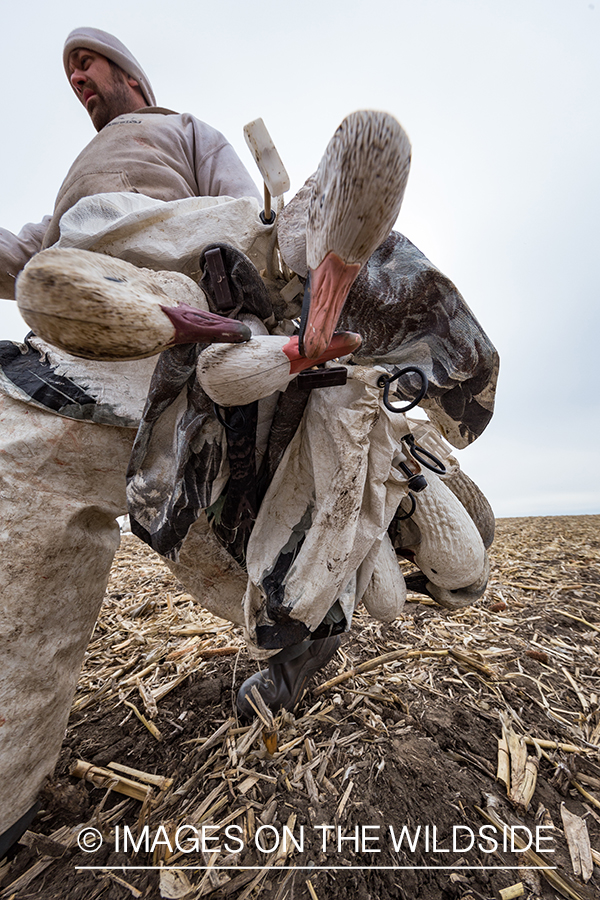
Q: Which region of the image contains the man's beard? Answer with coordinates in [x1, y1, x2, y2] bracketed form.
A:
[88, 76, 140, 131]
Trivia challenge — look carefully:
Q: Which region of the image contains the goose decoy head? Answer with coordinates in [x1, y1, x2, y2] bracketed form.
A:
[16, 247, 251, 360]
[298, 110, 411, 359]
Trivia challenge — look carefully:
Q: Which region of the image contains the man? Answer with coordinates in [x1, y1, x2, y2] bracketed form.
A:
[0, 26, 341, 857]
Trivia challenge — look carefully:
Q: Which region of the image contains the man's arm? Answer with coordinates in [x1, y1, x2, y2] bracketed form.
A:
[189, 117, 261, 203]
[0, 217, 52, 300]
[199, 141, 262, 202]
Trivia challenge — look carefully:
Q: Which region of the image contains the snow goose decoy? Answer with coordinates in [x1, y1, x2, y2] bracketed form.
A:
[197, 331, 362, 407]
[16, 247, 251, 361]
[278, 110, 412, 359]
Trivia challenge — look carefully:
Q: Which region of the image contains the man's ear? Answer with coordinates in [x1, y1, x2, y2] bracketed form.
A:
[127, 75, 140, 89]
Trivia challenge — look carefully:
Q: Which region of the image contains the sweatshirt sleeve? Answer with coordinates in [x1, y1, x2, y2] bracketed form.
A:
[190, 117, 262, 203]
[0, 217, 51, 300]
[200, 141, 262, 201]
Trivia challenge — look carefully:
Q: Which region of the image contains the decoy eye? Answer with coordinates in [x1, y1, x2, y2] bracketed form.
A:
[319, 193, 326, 209]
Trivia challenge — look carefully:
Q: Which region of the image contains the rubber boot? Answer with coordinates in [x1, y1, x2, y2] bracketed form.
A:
[237, 635, 341, 719]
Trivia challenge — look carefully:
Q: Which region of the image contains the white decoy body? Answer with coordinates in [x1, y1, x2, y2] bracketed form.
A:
[408, 471, 486, 590]
[16, 247, 251, 360]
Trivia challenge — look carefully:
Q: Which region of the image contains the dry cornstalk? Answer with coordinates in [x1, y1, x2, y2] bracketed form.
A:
[236, 869, 268, 900]
[512, 756, 539, 812]
[578, 773, 600, 790]
[158, 868, 194, 899]
[70, 760, 151, 803]
[274, 812, 298, 864]
[505, 723, 527, 789]
[306, 878, 320, 900]
[237, 775, 259, 794]
[235, 718, 263, 758]
[499, 885, 525, 900]
[449, 647, 495, 677]
[561, 667, 589, 711]
[313, 649, 449, 695]
[335, 779, 354, 821]
[107, 761, 173, 792]
[555, 610, 600, 634]
[246, 807, 256, 841]
[304, 767, 320, 808]
[201, 850, 224, 890]
[524, 738, 590, 754]
[247, 685, 278, 753]
[122, 700, 162, 740]
[137, 681, 158, 718]
[105, 871, 143, 898]
[191, 717, 236, 754]
[530, 744, 600, 814]
[151, 671, 193, 702]
[236, 766, 277, 785]
[572, 780, 600, 813]
[497, 734, 510, 790]
[501, 718, 539, 813]
[561, 804, 594, 883]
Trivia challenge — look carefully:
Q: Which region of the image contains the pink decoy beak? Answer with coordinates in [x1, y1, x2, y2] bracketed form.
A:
[161, 304, 252, 345]
[283, 330, 362, 373]
[298, 252, 361, 359]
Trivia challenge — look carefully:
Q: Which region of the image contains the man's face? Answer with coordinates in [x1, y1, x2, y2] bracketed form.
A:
[68, 49, 144, 131]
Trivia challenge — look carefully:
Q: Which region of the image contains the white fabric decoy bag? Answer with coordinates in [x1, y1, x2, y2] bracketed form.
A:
[243, 366, 418, 650]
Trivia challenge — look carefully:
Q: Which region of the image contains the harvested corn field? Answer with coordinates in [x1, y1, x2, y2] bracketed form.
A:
[2, 515, 600, 900]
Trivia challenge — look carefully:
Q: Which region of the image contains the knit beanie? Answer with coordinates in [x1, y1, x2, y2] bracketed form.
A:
[63, 27, 156, 107]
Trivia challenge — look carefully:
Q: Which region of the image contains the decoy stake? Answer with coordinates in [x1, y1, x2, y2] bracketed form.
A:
[243, 117, 290, 223]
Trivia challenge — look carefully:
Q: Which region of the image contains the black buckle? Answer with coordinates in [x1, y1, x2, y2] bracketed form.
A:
[204, 247, 235, 311]
[296, 366, 348, 389]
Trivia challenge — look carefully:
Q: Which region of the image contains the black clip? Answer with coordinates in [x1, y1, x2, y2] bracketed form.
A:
[296, 366, 348, 390]
[398, 462, 428, 492]
[212, 402, 247, 433]
[204, 247, 235, 311]
[401, 433, 446, 475]
[377, 366, 428, 413]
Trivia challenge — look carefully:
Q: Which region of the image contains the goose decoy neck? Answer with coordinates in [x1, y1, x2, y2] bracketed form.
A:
[299, 110, 412, 359]
[161, 304, 252, 345]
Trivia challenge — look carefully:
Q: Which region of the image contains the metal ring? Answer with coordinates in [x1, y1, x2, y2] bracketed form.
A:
[378, 366, 428, 413]
[402, 434, 447, 475]
[393, 492, 417, 521]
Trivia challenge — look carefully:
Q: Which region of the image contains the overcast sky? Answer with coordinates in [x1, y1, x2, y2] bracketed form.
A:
[1, 0, 598, 518]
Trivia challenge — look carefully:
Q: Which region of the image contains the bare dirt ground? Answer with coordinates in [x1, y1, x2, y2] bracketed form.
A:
[2, 515, 600, 900]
